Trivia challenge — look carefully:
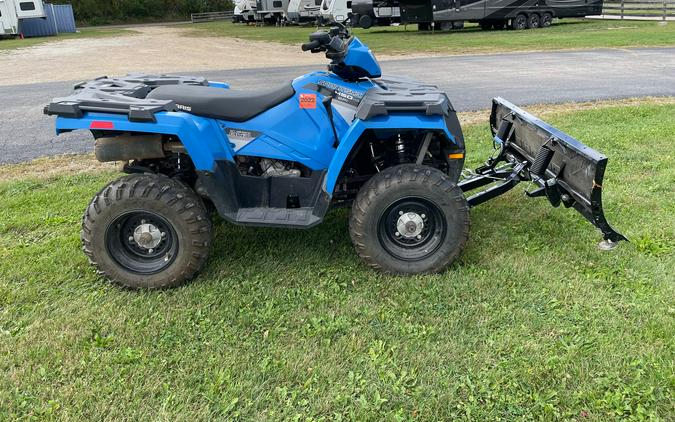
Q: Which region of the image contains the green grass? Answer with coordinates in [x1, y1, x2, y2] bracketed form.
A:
[185, 19, 675, 55]
[1, 102, 674, 420]
[0, 28, 135, 51]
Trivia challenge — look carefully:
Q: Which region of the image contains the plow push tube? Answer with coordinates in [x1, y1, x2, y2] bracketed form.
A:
[458, 97, 627, 244]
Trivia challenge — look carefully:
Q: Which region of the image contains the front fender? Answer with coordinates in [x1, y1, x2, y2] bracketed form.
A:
[323, 113, 456, 195]
[55, 111, 233, 171]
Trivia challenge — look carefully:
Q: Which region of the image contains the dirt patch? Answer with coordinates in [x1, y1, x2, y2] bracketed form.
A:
[0, 26, 327, 86]
[0, 154, 118, 183]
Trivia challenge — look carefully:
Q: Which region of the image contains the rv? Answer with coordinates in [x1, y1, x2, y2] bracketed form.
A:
[255, 0, 289, 23]
[351, 0, 400, 28]
[233, 0, 258, 23]
[287, 0, 322, 23]
[398, 0, 604, 30]
[0, 0, 45, 36]
[320, 0, 352, 23]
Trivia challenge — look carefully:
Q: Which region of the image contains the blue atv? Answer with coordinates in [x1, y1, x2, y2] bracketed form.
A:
[46, 26, 625, 289]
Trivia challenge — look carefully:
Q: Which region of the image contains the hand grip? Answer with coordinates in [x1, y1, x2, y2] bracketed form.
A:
[301, 40, 321, 51]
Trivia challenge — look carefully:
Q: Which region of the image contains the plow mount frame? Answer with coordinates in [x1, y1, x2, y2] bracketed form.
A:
[458, 98, 627, 244]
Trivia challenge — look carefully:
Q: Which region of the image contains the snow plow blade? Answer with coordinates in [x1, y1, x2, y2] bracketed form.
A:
[459, 97, 626, 244]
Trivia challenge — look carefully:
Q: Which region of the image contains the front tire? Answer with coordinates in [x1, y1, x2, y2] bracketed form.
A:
[81, 174, 212, 289]
[349, 164, 470, 274]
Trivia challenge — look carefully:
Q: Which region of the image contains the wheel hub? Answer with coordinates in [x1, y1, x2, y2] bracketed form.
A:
[396, 212, 425, 238]
[133, 222, 163, 250]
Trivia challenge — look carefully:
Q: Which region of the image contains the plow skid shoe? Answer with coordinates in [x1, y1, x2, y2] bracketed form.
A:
[465, 97, 626, 244]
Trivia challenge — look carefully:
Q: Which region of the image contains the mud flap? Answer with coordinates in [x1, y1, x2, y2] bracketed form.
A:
[459, 97, 626, 244]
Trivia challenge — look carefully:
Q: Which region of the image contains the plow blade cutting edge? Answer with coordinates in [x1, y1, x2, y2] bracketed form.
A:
[458, 97, 627, 246]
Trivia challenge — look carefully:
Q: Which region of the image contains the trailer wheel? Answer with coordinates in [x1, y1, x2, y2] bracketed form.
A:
[436, 21, 453, 31]
[350, 164, 470, 275]
[541, 12, 553, 27]
[527, 13, 540, 29]
[81, 173, 212, 289]
[479, 21, 493, 30]
[511, 14, 527, 30]
[359, 14, 373, 29]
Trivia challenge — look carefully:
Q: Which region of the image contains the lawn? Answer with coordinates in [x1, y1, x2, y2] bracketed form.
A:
[185, 19, 675, 55]
[0, 28, 135, 51]
[1, 101, 673, 420]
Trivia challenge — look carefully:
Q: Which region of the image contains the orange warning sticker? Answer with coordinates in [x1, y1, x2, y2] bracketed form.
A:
[299, 93, 317, 109]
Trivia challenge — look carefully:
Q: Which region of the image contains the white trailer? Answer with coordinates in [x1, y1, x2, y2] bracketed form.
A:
[287, 0, 322, 23]
[233, 0, 257, 22]
[0, 0, 45, 36]
[319, 0, 352, 23]
[255, 0, 289, 23]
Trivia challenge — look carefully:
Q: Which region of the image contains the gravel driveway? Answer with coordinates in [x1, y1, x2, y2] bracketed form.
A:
[0, 26, 327, 86]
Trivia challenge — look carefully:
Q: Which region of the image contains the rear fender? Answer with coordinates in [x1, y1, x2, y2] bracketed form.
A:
[324, 113, 456, 194]
[55, 111, 233, 170]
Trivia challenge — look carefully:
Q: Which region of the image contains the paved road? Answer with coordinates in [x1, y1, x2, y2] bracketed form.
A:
[2, 47, 674, 164]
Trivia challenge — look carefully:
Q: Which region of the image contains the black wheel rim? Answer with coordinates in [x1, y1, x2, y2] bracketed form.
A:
[377, 197, 447, 262]
[517, 16, 526, 28]
[105, 211, 179, 275]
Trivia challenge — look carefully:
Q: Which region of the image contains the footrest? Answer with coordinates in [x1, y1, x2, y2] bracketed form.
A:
[236, 207, 321, 228]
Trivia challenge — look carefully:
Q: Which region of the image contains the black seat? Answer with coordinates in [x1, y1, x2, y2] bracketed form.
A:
[147, 82, 295, 122]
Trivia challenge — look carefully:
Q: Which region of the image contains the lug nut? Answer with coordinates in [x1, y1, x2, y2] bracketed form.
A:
[128, 236, 134, 242]
[416, 235, 422, 240]
[148, 248, 154, 253]
[399, 211, 403, 215]
[421, 214, 426, 219]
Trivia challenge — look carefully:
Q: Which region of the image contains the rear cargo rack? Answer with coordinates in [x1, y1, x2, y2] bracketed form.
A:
[44, 74, 210, 123]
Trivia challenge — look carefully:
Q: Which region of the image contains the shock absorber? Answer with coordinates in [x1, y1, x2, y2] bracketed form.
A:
[393, 134, 409, 164]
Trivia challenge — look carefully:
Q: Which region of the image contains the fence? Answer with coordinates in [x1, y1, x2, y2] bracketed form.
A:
[20, 3, 77, 38]
[601, 0, 675, 20]
[191, 10, 235, 23]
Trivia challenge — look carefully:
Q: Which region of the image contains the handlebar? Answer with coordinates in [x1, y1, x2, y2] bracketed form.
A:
[301, 40, 321, 51]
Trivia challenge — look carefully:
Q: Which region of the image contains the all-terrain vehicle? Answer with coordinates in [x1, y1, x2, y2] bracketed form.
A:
[46, 26, 625, 289]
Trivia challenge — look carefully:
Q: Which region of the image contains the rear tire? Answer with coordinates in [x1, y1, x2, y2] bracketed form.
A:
[527, 13, 540, 29]
[349, 164, 470, 274]
[81, 173, 212, 289]
[511, 14, 527, 30]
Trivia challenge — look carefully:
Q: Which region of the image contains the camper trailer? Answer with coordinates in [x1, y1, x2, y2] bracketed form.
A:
[233, 0, 257, 22]
[0, 0, 45, 36]
[287, 0, 322, 23]
[320, 0, 352, 23]
[255, 0, 289, 23]
[399, 0, 603, 30]
[351, 0, 400, 28]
